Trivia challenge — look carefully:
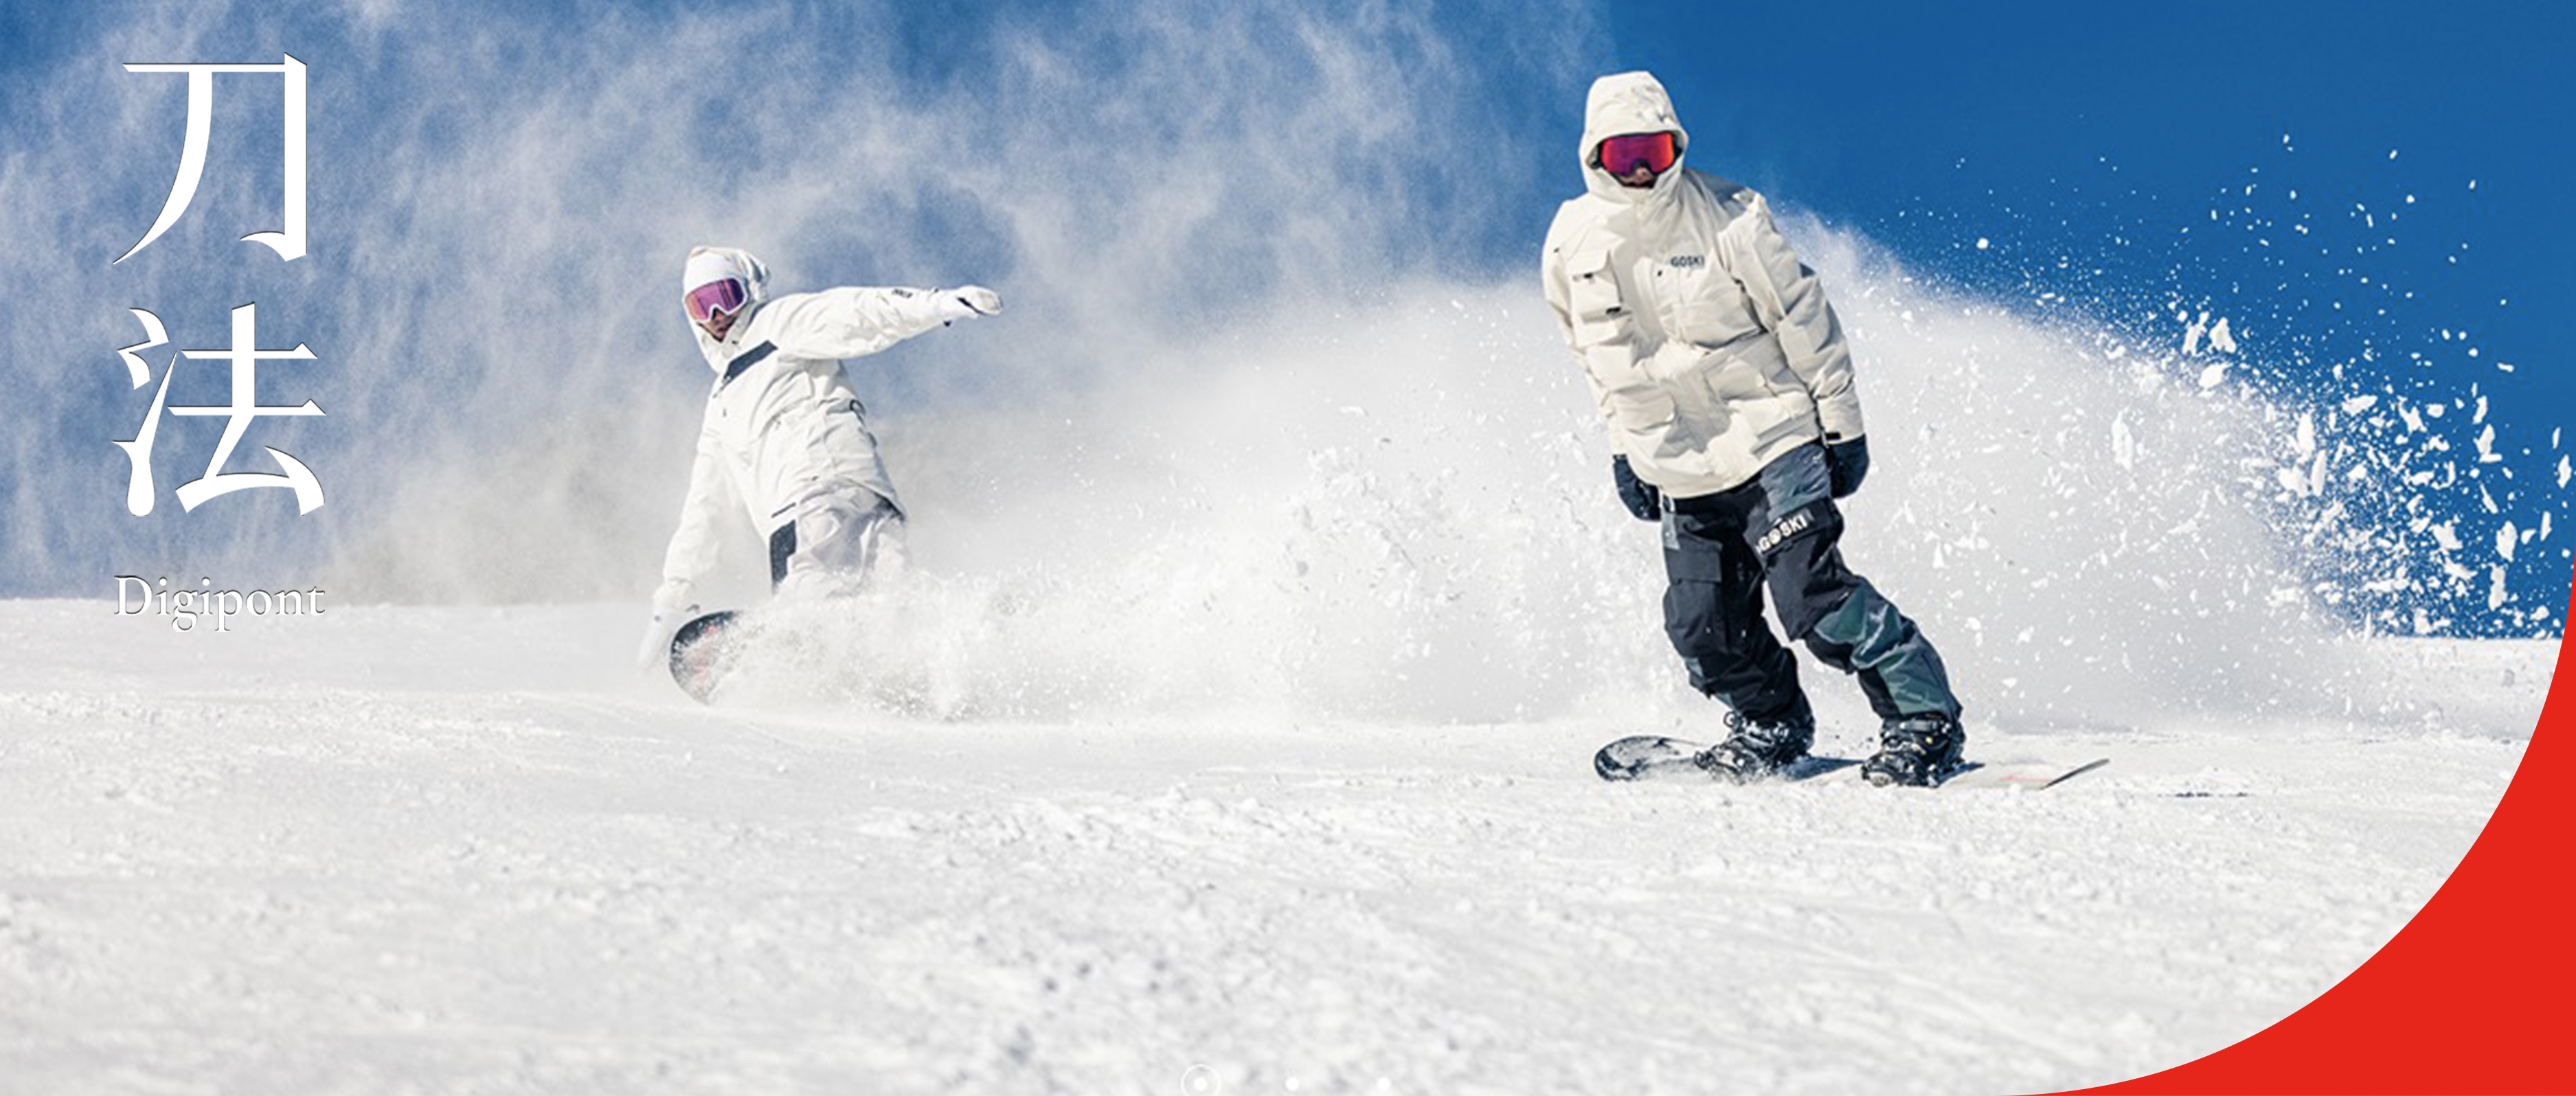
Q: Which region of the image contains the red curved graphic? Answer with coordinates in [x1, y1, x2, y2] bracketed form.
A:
[2052, 558, 2576, 1093]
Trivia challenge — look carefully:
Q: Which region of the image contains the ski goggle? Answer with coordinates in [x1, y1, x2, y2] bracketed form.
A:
[1596, 131, 1679, 178]
[684, 277, 749, 325]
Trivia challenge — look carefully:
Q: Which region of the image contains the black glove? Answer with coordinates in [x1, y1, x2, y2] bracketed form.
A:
[1611, 455, 1661, 521]
[1825, 436, 1871, 499]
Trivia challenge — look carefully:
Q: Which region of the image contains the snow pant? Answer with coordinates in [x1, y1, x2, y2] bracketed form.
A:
[1661, 442, 1960, 724]
[768, 489, 905, 602]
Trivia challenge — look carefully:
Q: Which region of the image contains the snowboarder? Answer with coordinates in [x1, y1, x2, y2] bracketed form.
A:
[637, 246, 1002, 667]
[1540, 72, 1967, 786]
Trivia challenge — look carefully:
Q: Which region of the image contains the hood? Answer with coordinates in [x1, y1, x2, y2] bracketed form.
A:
[682, 246, 771, 301]
[681, 246, 771, 369]
[1579, 71, 1691, 205]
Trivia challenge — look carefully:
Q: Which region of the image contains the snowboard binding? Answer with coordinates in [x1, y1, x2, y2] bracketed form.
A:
[1692, 709, 1816, 782]
[1860, 714, 1967, 787]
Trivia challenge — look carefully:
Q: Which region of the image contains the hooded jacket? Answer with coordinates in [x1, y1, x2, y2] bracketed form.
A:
[653, 247, 962, 613]
[1541, 72, 1864, 499]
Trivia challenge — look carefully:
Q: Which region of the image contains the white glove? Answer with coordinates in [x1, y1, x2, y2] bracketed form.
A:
[635, 586, 700, 671]
[932, 285, 1003, 321]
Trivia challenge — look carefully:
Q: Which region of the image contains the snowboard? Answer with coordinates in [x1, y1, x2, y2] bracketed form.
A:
[1594, 734, 2108, 790]
[667, 609, 746, 704]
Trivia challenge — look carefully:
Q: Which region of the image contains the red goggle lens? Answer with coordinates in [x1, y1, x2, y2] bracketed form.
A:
[1598, 132, 1678, 177]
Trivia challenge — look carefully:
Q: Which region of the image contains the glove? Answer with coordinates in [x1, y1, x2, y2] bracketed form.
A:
[635, 586, 701, 671]
[932, 285, 1003, 321]
[1611, 455, 1661, 521]
[1824, 435, 1871, 499]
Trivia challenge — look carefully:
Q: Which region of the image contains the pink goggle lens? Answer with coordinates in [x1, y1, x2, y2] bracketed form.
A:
[685, 278, 748, 325]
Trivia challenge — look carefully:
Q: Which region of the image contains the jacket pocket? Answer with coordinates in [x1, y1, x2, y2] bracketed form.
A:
[1708, 383, 1812, 455]
[1564, 248, 1628, 346]
[1699, 344, 1811, 453]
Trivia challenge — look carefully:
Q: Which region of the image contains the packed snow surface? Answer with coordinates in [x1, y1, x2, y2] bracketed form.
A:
[1, 601, 2551, 1095]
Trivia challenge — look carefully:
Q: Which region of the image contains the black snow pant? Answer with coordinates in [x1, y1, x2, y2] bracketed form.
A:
[1661, 442, 1960, 725]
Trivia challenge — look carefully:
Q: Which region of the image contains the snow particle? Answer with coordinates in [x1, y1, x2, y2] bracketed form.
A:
[1976, 238, 1991, 250]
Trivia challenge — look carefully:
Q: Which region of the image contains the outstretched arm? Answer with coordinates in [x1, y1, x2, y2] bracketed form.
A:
[761, 285, 1003, 361]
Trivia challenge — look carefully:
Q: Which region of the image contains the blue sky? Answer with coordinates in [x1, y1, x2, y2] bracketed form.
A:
[1172, 0, 2568, 387]
[1601, 0, 2571, 435]
[1657, 1, 2563, 362]
[0, 0, 2564, 633]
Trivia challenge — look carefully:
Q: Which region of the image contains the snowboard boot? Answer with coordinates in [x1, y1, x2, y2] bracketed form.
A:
[1860, 713, 1967, 787]
[1693, 708, 1816, 782]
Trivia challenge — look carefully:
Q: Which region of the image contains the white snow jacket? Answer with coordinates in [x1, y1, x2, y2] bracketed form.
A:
[653, 248, 969, 614]
[1541, 71, 1864, 499]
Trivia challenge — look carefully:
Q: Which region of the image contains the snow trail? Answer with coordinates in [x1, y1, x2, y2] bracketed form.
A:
[620, 257, 2529, 738]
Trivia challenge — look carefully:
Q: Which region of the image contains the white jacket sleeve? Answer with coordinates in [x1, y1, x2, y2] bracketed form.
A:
[1724, 195, 1865, 442]
[760, 287, 963, 361]
[652, 422, 737, 616]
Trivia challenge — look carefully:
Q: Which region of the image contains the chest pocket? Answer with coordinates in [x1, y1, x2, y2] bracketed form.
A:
[1563, 248, 1628, 347]
[1563, 246, 1656, 397]
[1651, 255, 1763, 349]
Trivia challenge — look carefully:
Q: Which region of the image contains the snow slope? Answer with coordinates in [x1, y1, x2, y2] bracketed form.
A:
[1, 600, 2550, 1095]
[6, 5, 2563, 1093]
